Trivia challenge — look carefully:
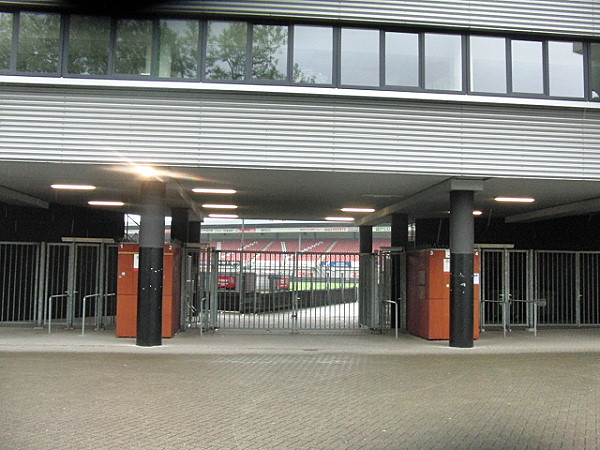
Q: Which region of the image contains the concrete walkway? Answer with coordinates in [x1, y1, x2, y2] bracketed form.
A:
[1, 327, 599, 449]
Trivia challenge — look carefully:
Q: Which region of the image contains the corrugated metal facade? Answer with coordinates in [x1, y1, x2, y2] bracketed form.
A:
[1, 87, 599, 180]
[2, 0, 598, 37]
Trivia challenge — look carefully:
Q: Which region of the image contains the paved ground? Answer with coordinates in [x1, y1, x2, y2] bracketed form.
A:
[1, 327, 599, 449]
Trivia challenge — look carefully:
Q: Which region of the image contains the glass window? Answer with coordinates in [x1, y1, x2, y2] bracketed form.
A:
[67, 15, 110, 75]
[385, 32, 419, 87]
[548, 41, 584, 98]
[158, 19, 199, 79]
[252, 24, 287, 80]
[205, 21, 247, 81]
[292, 25, 332, 84]
[115, 19, 153, 75]
[0, 12, 12, 70]
[424, 33, 462, 91]
[592, 44, 600, 101]
[511, 40, 543, 94]
[17, 12, 60, 73]
[340, 28, 379, 86]
[470, 36, 506, 94]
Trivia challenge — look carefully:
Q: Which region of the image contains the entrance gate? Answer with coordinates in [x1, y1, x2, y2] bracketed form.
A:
[481, 249, 600, 330]
[180, 247, 402, 332]
[0, 241, 118, 330]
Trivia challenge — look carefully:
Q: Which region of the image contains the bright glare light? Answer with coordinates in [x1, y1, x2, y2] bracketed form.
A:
[51, 184, 96, 190]
[494, 197, 535, 203]
[136, 166, 159, 178]
[340, 207, 375, 213]
[473, 210, 483, 216]
[193, 188, 237, 194]
[325, 216, 354, 222]
[209, 214, 239, 219]
[202, 204, 238, 209]
[88, 201, 124, 206]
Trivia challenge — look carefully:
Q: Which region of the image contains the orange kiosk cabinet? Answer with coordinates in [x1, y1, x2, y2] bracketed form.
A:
[116, 243, 181, 338]
[407, 249, 480, 340]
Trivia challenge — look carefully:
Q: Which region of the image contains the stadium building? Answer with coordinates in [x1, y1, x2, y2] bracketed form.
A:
[1, 1, 600, 347]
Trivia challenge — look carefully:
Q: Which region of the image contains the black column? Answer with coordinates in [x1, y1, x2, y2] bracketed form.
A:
[390, 214, 408, 328]
[359, 225, 373, 253]
[170, 207, 188, 243]
[449, 190, 474, 348]
[137, 180, 166, 347]
[358, 225, 373, 326]
[188, 221, 201, 244]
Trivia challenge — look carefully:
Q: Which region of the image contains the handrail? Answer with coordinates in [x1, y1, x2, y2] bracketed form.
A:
[47, 293, 69, 334]
[81, 293, 116, 335]
[382, 299, 398, 339]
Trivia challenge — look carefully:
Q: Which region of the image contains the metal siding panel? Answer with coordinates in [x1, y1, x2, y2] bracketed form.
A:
[0, 1, 597, 36]
[1, 87, 600, 181]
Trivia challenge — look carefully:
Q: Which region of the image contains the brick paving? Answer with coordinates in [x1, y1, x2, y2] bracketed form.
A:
[1, 328, 599, 449]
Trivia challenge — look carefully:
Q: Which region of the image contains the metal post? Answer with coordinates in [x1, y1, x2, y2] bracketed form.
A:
[96, 244, 106, 330]
[136, 180, 166, 347]
[575, 252, 581, 327]
[209, 250, 219, 329]
[36, 243, 47, 327]
[449, 190, 475, 348]
[390, 214, 407, 329]
[66, 242, 76, 329]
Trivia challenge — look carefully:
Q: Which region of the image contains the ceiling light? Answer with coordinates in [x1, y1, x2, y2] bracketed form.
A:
[340, 208, 375, 213]
[88, 201, 124, 206]
[202, 204, 238, 209]
[193, 188, 237, 194]
[51, 184, 96, 190]
[325, 217, 355, 222]
[473, 210, 483, 216]
[208, 214, 239, 219]
[494, 197, 535, 203]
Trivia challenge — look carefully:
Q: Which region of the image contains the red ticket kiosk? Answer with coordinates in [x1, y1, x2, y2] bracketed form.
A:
[407, 249, 480, 340]
[116, 243, 181, 338]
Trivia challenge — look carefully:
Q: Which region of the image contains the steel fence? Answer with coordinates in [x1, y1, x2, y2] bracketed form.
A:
[0, 242, 41, 323]
[183, 249, 362, 331]
[481, 249, 600, 329]
[0, 241, 118, 330]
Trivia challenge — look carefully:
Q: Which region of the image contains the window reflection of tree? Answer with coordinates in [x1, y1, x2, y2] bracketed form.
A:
[17, 13, 60, 73]
[159, 20, 198, 79]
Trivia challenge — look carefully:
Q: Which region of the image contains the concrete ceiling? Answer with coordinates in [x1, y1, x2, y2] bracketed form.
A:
[1, 161, 600, 223]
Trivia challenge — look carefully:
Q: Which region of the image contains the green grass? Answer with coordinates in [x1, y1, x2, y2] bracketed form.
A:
[289, 281, 357, 291]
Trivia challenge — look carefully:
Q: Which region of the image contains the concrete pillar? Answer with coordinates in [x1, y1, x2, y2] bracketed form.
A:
[449, 190, 474, 348]
[390, 214, 408, 329]
[137, 180, 166, 347]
